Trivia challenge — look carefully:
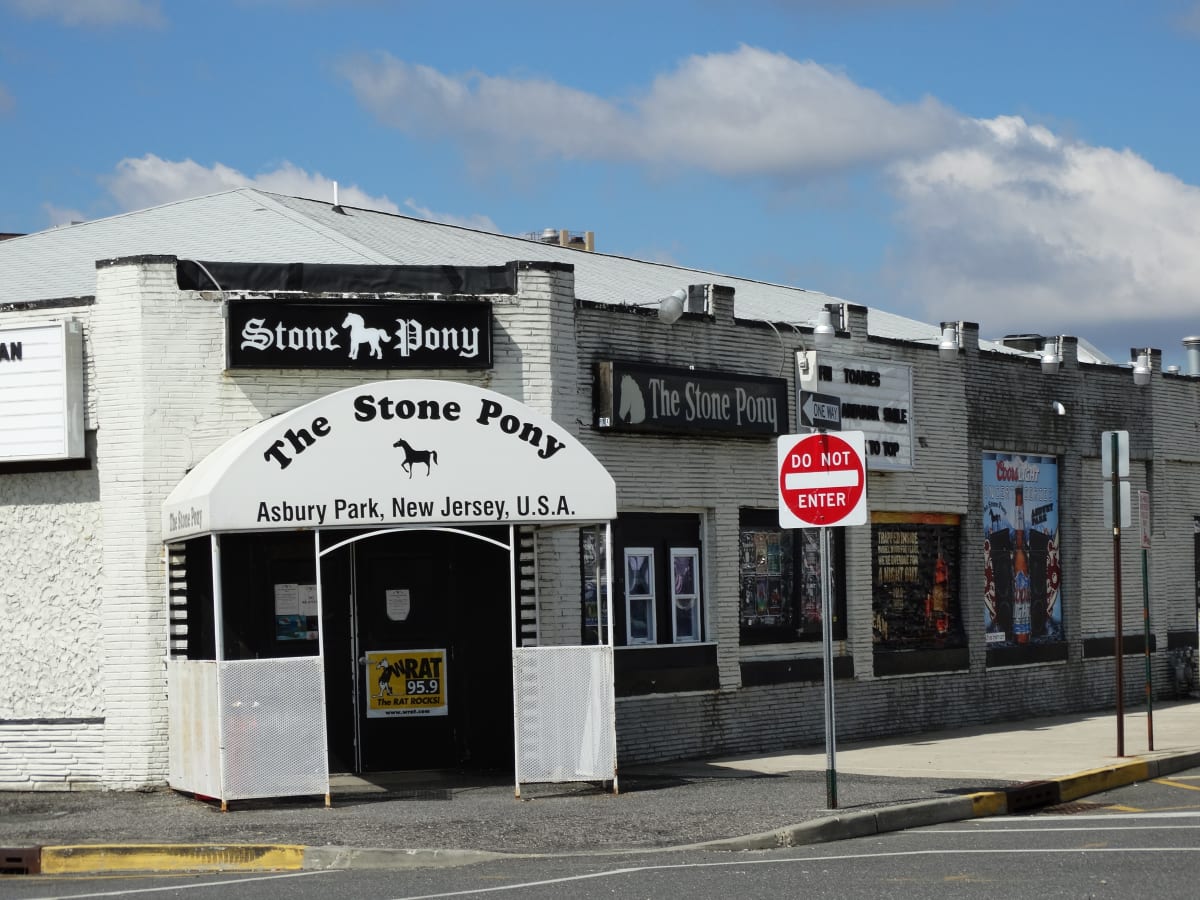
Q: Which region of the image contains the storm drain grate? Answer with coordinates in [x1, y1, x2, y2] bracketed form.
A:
[0, 847, 41, 875]
[1036, 801, 1113, 815]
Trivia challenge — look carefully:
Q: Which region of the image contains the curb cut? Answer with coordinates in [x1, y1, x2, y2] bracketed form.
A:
[686, 749, 1200, 853]
[303, 846, 514, 870]
[686, 791, 1005, 852]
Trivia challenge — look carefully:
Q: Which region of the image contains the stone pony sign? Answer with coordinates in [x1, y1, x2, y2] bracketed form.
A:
[163, 379, 616, 541]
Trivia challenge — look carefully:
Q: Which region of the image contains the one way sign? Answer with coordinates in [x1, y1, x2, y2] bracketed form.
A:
[800, 392, 842, 431]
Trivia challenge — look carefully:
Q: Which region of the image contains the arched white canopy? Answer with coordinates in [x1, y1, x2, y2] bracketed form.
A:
[162, 379, 617, 541]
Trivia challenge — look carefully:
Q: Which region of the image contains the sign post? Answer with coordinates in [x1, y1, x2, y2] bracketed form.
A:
[1139, 489, 1154, 751]
[778, 431, 867, 809]
[1101, 430, 1130, 757]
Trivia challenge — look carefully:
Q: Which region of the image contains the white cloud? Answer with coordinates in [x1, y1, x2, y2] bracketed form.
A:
[340, 45, 1200, 344]
[103, 154, 402, 214]
[42, 203, 85, 227]
[338, 45, 970, 176]
[1175, 1, 1200, 36]
[3, 0, 164, 27]
[887, 116, 1200, 335]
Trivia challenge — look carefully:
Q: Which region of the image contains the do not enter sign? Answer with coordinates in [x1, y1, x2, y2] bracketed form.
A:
[777, 431, 868, 528]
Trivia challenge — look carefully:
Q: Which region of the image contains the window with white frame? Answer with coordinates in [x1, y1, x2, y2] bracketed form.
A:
[624, 547, 656, 644]
[670, 548, 701, 642]
[582, 514, 704, 647]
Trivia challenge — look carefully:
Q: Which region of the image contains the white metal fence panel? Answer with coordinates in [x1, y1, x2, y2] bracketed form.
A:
[167, 659, 221, 798]
[219, 657, 329, 800]
[514, 646, 615, 784]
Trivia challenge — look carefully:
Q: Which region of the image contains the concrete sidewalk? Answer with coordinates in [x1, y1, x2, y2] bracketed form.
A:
[4, 700, 1199, 876]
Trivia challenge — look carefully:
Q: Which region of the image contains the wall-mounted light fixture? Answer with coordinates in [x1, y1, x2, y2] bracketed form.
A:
[631, 288, 687, 324]
[938, 323, 960, 361]
[1050, 400, 1067, 416]
[1132, 350, 1152, 387]
[1041, 337, 1062, 375]
[810, 307, 835, 350]
[656, 288, 687, 324]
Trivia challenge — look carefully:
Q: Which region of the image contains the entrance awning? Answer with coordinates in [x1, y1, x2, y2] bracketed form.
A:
[163, 379, 617, 541]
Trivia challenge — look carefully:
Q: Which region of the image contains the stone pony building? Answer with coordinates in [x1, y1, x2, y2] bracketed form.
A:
[1, 188, 1196, 799]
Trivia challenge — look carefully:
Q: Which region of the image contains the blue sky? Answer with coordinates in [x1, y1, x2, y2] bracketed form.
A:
[3, 0, 1200, 368]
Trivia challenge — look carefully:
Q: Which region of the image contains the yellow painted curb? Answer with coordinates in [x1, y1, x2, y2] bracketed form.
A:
[1057, 760, 1151, 803]
[968, 790, 1008, 817]
[40, 844, 305, 875]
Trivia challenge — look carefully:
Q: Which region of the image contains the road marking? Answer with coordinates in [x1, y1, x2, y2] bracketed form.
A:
[18, 869, 333, 900]
[383, 847, 1200, 899]
[936, 825, 1200, 834]
[1154, 777, 1200, 792]
[952, 811, 1200, 824]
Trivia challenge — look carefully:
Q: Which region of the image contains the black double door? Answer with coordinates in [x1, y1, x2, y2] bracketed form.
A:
[322, 529, 514, 773]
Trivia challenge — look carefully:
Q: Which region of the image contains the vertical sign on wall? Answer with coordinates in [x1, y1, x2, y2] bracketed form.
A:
[981, 451, 1063, 648]
[0, 320, 86, 462]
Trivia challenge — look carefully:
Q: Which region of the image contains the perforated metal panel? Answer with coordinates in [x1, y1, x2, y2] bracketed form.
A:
[219, 658, 329, 800]
[514, 646, 616, 784]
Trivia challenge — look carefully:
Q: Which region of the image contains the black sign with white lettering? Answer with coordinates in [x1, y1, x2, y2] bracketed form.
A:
[800, 391, 842, 430]
[226, 300, 493, 370]
[595, 361, 788, 436]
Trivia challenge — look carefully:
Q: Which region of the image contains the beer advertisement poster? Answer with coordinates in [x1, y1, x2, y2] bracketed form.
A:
[367, 649, 448, 718]
[981, 452, 1063, 647]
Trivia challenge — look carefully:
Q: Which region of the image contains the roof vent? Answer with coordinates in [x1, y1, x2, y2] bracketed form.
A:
[1184, 336, 1200, 376]
[520, 229, 596, 252]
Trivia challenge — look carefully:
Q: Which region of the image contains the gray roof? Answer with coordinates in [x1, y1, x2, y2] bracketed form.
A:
[1, 188, 1084, 359]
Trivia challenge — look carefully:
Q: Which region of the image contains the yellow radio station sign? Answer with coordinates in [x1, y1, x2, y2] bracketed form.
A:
[366, 649, 447, 718]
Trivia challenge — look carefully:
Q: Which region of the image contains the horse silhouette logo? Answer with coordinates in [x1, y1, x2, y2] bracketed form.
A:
[342, 312, 391, 360]
[393, 438, 438, 477]
[618, 374, 646, 424]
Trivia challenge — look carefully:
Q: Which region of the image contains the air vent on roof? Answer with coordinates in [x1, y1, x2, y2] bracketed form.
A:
[520, 228, 595, 252]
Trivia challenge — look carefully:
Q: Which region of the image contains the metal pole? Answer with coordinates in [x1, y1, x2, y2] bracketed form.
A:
[313, 529, 331, 807]
[211, 534, 228, 811]
[820, 525, 837, 809]
[604, 521, 618, 795]
[1111, 432, 1124, 757]
[510, 524, 521, 800]
[1142, 545, 1154, 751]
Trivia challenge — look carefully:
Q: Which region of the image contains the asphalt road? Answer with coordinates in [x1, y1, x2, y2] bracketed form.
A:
[6, 768, 1199, 900]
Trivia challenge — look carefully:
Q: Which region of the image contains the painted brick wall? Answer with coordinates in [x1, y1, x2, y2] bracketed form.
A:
[595, 311, 1200, 765]
[6, 257, 580, 788]
[9, 253, 1200, 784]
[0, 720, 105, 790]
[0, 302, 104, 789]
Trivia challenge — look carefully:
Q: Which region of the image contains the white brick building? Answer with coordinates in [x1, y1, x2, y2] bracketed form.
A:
[1, 189, 1196, 795]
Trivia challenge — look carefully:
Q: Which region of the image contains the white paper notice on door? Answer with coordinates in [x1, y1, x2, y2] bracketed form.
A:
[274, 583, 299, 615]
[298, 584, 318, 616]
[386, 589, 411, 621]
